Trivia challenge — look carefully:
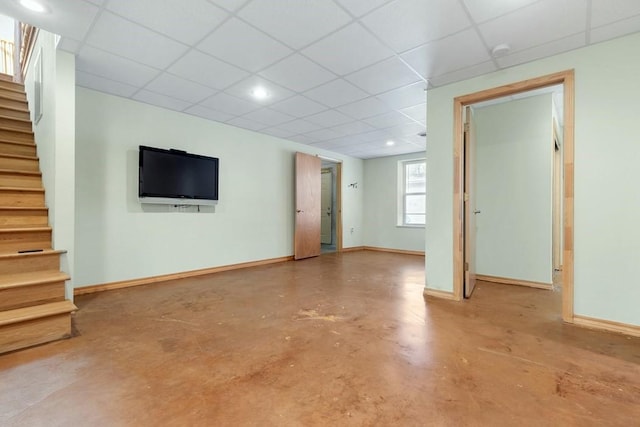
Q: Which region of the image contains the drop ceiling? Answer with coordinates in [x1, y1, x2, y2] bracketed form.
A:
[1, 0, 640, 159]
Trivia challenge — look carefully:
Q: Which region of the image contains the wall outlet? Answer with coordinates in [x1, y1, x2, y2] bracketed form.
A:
[350, 227, 354, 234]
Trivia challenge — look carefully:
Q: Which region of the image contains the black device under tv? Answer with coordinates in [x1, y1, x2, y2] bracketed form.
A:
[138, 145, 219, 206]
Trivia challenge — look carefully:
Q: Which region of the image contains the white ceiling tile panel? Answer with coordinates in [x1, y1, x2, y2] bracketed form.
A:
[199, 92, 259, 116]
[330, 120, 376, 136]
[86, 12, 189, 69]
[277, 119, 323, 134]
[269, 96, 328, 118]
[241, 108, 295, 126]
[462, 0, 540, 23]
[106, 0, 228, 45]
[336, 97, 389, 119]
[183, 105, 236, 122]
[238, 0, 352, 49]
[302, 128, 343, 141]
[198, 18, 292, 72]
[385, 122, 426, 137]
[363, 111, 415, 129]
[261, 127, 299, 138]
[478, 0, 587, 53]
[224, 75, 295, 105]
[590, 14, 640, 44]
[591, 0, 640, 27]
[428, 61, 497, 87]
[400, 29, 491, 80]
[357, 128, 395, 143]
[145, 73, 217, 103]
[334, 0, 392, 17]
[376, 82, 426, 110]
[57, 38, 82, 54]
[495, 33, 586, 69]
[260, 54, 337, 92]
[76, 71, 139, 98]
[361, 0, 471, 52]
[304, 110, 354, 127]
[212, 0, 249, 12]
[304, 79, 369, 107]
[321, 136, 366, 148]
[226, 117, 269, 131]
[132, 90, 191, 112]
[76, 46, 160, 87]
[345, 57, 421, 95]
[168, 50, 250, 90]
[399, 103, 426, 123]
[289, 134, 320, 145]
[302, 23, 394, 75]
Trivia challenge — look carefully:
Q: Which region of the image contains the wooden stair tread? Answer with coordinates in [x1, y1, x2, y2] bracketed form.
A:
[0, 187, 44, 192]
[0, 104, 29, 113]
[0, 226, 51, 232]
[0, 139, 35, 147]
[0, 249, 64, 260]
[0, 300, 77, 326]
[0, 270, 69, 289]
[0, 169, 41, 176]
[0, 153, 38, 160]
[0, 114, 30, 124]
[0, 85, 26, 94]
[0, 206, 47, 211]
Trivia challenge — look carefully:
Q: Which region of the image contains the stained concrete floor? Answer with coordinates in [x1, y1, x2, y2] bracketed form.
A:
[1, 251, 639, 426]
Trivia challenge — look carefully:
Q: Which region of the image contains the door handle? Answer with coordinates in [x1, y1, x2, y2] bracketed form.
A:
[473, 210, 481, 214]
[297, 209, 303, 213]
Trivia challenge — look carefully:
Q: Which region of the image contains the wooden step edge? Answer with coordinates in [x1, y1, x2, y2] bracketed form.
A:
[0, 114, 31, 124]
[0, 226, 51, 233]
[0, 271, 70, 290]
[0, 300, 77, 326]
[0, 104, 29, 113]
[0, 139, 36, 147]
[0, 206, 48, 211]
[0, 127, 33, 136]
[0, 85, 27, 94]
[0, 249, 65, 259]
[0, 169, 41, 176]
[0, 187, 45, 192]
[0, 153, 38, 160]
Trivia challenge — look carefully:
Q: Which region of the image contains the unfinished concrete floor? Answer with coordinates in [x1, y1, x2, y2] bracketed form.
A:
[1, 251, 639, 426]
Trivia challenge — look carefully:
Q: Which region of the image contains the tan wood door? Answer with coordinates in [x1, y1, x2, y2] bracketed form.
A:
[464, 106, 478, 297]
[295, 152, 321, 260]
[320, 169, 332, 244]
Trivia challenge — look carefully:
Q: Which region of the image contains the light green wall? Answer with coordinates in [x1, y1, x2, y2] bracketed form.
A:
[426, 32, 640, 326]
[474, 95, 553, 284]
[75, 88, 364, 287]
[363, 153, 425, 252]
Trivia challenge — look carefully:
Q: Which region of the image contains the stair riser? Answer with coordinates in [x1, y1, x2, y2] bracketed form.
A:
[0, 79, 24, 92]
[0, 98, 28, 111]
[0, 229, 51, 253]
[0, 173, 42, 188]
[0, 116, 31, 132]
[0, 141, 37, 156]
[0, 253, 59, 275]
[0, 191, 45, 207]
[0, 107, 30, 121]
[0, 314, 71, 354]
[0, 88, 27, 102]
[0, 209, 48, 228]
[0, 282, 65, 311]
[0, 157, 39, 171]
[0, 129, 33, 144]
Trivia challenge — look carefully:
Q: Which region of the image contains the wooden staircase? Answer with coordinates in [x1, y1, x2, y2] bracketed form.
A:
[0, 73, 76, 354]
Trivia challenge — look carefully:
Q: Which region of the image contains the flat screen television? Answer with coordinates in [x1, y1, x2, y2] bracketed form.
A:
[138, 145, 219, 206]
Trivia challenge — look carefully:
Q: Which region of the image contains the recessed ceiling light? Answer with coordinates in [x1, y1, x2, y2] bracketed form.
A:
[251, 86, 269, 100]
[491, 43, 510, 58]
[386, 140, 395, 146]
[19, 0, 47, 13]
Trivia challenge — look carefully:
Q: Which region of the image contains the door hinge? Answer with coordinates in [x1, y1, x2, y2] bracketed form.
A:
[464, 123, 470, 132]
[464, 193, 469, 202]
[465, 262, 469, 271]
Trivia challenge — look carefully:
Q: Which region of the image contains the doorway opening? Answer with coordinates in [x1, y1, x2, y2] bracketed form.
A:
[452, 70, 575, 323]
[321, 161, 339, 253]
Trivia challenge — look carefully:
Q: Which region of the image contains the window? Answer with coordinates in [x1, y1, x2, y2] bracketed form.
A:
[399, 159, 426, 226]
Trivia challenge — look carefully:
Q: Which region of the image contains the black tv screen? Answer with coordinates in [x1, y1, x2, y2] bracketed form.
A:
[139, 146, 219, 202]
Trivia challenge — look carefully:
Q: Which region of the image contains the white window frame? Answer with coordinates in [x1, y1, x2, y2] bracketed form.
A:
[397, 158, 426, 227]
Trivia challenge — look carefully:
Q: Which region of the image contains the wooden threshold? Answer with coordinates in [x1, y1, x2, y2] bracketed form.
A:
[475, 274, 553, 290]
[75, 256, 295, 296]
[363, 246, 425, 256]
[573, 315, 640, 338]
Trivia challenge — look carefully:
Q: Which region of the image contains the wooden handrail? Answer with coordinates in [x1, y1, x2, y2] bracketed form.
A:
[19, 22, 38, 83]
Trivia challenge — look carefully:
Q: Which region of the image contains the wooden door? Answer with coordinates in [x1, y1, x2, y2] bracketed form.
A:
[320, 169, 332, 244]
[295, 152, 321, 260]
[464, 106, 478, 297]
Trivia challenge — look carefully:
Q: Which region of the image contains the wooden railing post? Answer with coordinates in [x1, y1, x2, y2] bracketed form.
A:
[13, 20, 22, 83]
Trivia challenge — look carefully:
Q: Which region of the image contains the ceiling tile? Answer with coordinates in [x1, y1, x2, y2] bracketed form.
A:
[212, 0, 249, 12]
[363, 111, 414, 129]
[376, 82, 426, 110]
[304, 79, 369, 107]
[57, 37, 82, 54]
[303, 23, 394, 76]
[224, 75, 295, 105]
[241, 108, 295, 126]
[145, 73, 217, 103]
[361, 0, 470, 52]
[76, 46, 160, 87]
[197, 18, 292, 72]
[462, 0, 540, 23]
[277, 119, 323, 134]
[226, 117, 269, 131]
[305, 110, 354, 127]
[183, 105, 235, 122]
[289, 135, 317, 145]
[168, 50, 249, 90]
[590, 14, 640, 44]
[261, 127, 299, 138]
[496, 33, 585, 68]
[76, 71, 139, 98]
[260, 54, 336, 92]
[385, 121, 426, 137]
[399, 103, 426, 123]
[345, 57, 421, 95]
[199, 92, 259, 116]
[401, 29, 491, 80]
[331, 120, 376, 136]
[238, 0, 352, 49]
[591, 0, 640, 27]
[133, 90, 191, 112]
[106, 0, 228, 45]
[428, 60, 497, 87]
[479, 0, 587, 53]
[334, 0, 391, 17]
[86, 12, 189, 69]
[357, 128, 395, 142]
[336, 97, 389, 119]
[269, 96, 328, 118]
[302, 128, 343, 142]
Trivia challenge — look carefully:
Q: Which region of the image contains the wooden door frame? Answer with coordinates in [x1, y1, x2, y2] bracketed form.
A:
[452, 70, 575, 323]
[318, 156, 343, 252]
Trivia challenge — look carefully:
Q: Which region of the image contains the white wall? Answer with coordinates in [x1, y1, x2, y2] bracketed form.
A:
[426, 32, 640, 326]
[474, 95, 553, 284]
[75, 88, 363, 287]
[363, 153, 425, 252]
[24, 31, 75, 300]
[0, 14, 13, 42]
